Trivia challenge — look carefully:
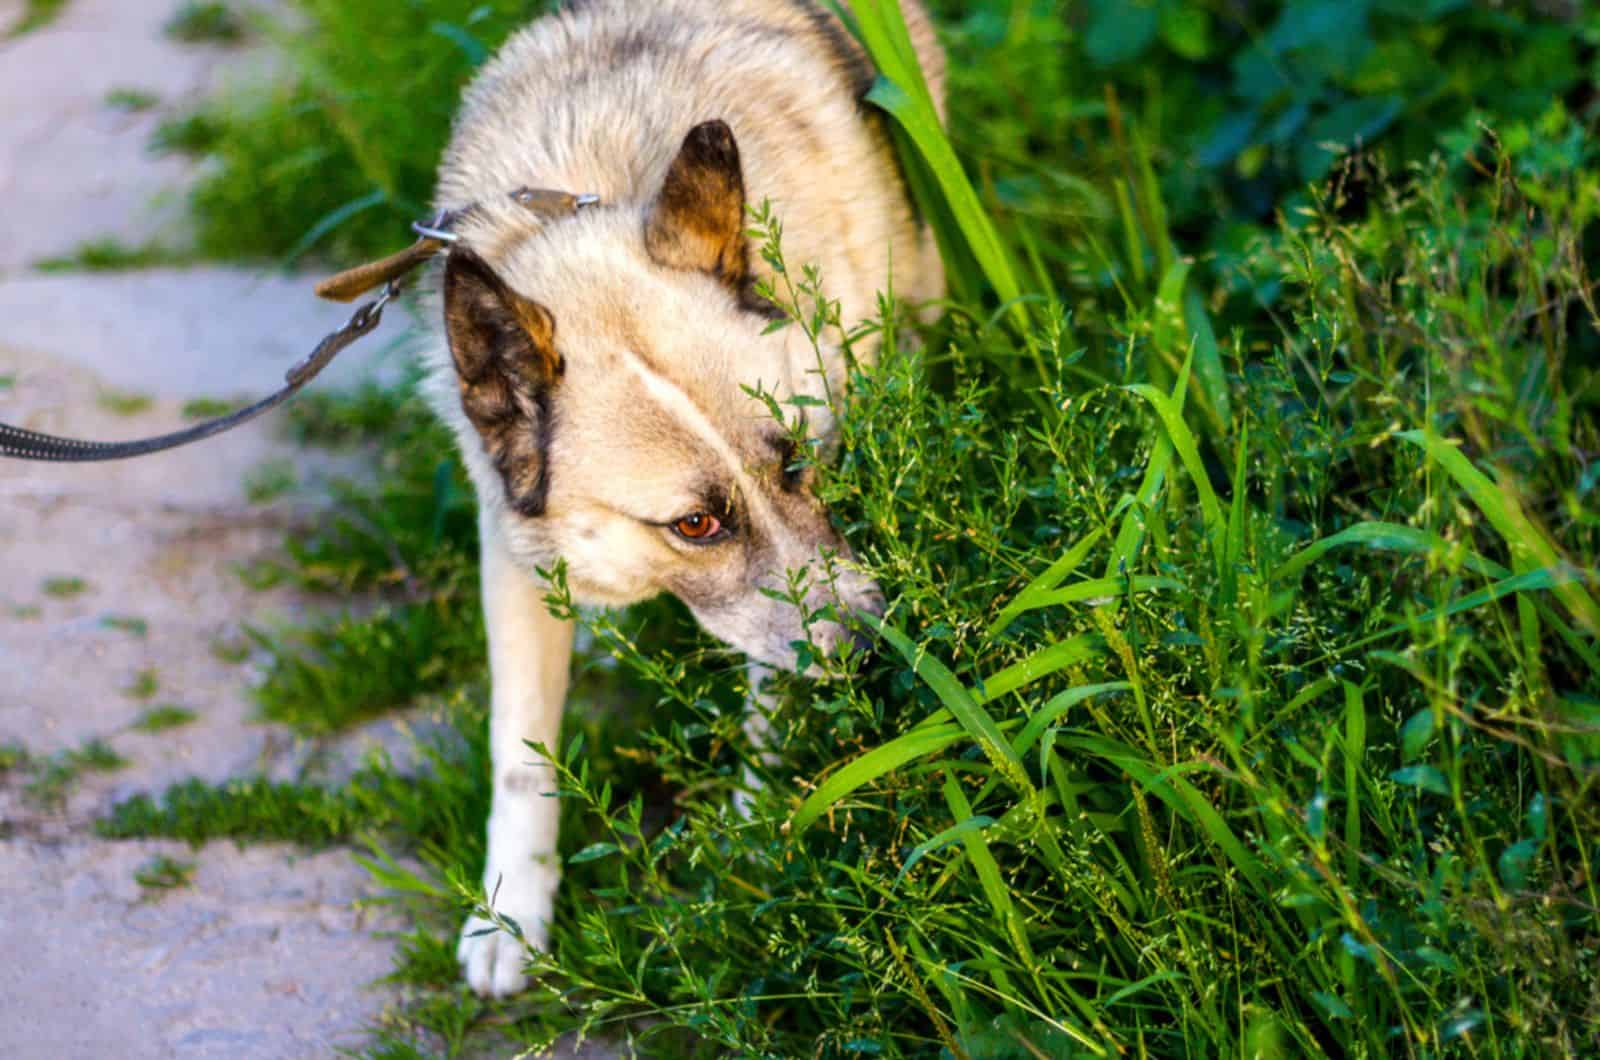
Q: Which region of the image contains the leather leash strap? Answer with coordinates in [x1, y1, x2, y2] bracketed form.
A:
[0, 188, 597, 463]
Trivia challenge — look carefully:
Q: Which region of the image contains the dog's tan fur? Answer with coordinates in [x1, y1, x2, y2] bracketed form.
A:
[419, 0, 945, 996]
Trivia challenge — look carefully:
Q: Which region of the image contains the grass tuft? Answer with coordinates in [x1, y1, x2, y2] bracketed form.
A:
[20, 739, 127, 809]
[8, 0, 68, 38]
[41, 576, 89, 599]
[95, 389, 155, 416]
[122, 669, 160, 701]
[134, 854, 197, 891]
[163, 1, 248, 45]
[181, 397, 243, 420]
[35, 239, 190, 273]
[243, 459, 296, 504]
[131, 705, 198, 733]
[100, 615, 149, 637]
[104, 88, 160, 113]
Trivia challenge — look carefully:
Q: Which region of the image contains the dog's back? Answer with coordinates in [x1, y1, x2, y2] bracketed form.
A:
[436, 0, 945, 331]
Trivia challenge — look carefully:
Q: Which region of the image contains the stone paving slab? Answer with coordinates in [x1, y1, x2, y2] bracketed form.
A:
[0, 342, 415, 1057]
[0, 268, 408, 401]
[0, 0, 282, 272]
[0, 2, 423, 1055]
[0, 839, 401, 1059]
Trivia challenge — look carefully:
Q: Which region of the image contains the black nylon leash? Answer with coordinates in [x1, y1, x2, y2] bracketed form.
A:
[0, 283, 397, 463]
[0, 187, 599, 464]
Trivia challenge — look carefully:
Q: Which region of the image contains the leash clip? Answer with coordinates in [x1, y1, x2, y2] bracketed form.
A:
[411, 210, 461, 244]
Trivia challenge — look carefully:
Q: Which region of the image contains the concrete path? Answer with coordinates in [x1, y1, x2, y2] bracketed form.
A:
[0, 2, 415, 1056]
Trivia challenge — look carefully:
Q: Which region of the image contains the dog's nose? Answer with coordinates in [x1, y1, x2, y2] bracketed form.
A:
[845, 626, 876, 659]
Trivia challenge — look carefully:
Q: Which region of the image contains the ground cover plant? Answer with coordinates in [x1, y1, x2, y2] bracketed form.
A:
[104, 1, 1599, 1056]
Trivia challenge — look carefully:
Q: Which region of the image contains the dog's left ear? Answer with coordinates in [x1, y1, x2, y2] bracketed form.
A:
[443, 248, 562, 517]
[644, 120, 749, 295]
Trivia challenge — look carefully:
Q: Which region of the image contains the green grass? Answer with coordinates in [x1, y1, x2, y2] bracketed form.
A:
[99, 693, 493, 850]
[98, 1, 1600, 1056]
[134, 854, 197, 891]
[104, 88, 160, 113]
[34, 239, 190, 273]
[41, 576, 89, 599]
[131, 705, 198, 733]
[123, 669, 160, 701]
[95, 389, 155, 416]
[8, 0, 68, 38]
[243, 459, 297, 504]
[149, 113, 226, 158]
[283, 381, 410, 447]
[163, 1, 248, 45]
[210, 636, 252, 664]
[21, 739, 127, 809]
[100, 615, 149, 637]
[181, 397, 242, 420]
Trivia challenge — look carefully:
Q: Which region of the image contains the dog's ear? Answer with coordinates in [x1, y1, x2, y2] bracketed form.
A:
[443, 248, 562, 517]
[645, 120, 750, 295]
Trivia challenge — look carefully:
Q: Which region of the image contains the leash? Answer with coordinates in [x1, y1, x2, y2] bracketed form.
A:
[0, 188, 599, 463]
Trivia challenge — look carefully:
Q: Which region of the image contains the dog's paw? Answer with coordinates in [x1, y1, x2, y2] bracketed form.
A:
[458, 864, 558, 998]
[457, 914, 539, 998]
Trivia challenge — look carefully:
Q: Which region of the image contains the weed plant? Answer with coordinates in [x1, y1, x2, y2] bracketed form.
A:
[101, 1, 1600, 1057]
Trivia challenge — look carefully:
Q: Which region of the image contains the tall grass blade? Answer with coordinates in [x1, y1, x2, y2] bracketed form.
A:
[975, 634, 1102, 704]
[790, 723, 964, 834]
[988, 527, 1107, 638]
[865, 616, 1033, 794]
[1398, 430, 1599, 633]
[1126, 383, 1224, 569]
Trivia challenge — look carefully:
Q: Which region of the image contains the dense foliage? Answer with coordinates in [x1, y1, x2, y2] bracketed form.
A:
[111, 2, 1600, 1057]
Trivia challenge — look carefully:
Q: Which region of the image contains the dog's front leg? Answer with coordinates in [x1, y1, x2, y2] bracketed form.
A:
[732, 661, 780, 819]
[458, 508, 575, 998]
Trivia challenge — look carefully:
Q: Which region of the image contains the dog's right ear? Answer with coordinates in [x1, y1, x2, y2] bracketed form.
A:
[644, 120, 749, 293]
[443, 249, 562, 517]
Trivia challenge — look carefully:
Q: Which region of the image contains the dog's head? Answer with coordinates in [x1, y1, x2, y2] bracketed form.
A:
[442, 120, 882, 670]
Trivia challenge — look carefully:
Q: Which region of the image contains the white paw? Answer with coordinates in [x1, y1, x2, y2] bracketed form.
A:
[457, 863, 558, 998]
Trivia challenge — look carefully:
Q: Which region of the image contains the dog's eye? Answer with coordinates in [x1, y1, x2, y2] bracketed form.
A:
[673, 513, 723, 541]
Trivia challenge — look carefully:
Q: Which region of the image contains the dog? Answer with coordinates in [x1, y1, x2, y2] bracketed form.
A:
[419, 0, 946, 997]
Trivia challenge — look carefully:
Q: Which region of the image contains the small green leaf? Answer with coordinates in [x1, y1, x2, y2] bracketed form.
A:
[1312, 991, 1354, 1020]
[1400, 709, 1435, 761]
[1390, 765, 1449, 796]
[568, 842, 620, 865]
[1158, 5, 1212, 59]
[1085, 3, 1159, 67]
[1498, 838, 1539, 890]
[1414, 946, 1458, 972]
